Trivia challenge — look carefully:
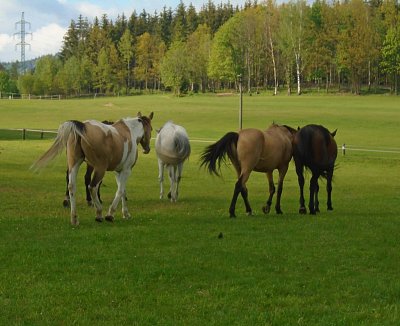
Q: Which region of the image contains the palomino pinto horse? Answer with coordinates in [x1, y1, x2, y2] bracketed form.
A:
[200, 124, 296, 217]
[62, 120, 114, 208]
[32, 112, 153, 225]
[155, 121, 191, 202]
[293, 124, 337, 215]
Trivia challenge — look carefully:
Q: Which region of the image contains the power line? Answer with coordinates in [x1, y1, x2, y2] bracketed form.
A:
[14, 12, 32, 74]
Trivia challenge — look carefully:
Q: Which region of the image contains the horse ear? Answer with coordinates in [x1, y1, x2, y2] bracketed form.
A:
[331, 129, 337, 137]
[137, 112, 142, 118]
[149, 112, 154, 120]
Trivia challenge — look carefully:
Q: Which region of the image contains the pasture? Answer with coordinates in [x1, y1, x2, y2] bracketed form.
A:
[0, 93, 399, 325]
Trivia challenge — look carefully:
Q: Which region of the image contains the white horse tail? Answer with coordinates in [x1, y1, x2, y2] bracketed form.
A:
[31, 120, 87, 171]
[175, 132, 191, 160]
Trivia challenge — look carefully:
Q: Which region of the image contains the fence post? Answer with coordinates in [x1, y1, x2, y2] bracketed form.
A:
[41, 130, 44, 139]
[22, 129, 26, 140]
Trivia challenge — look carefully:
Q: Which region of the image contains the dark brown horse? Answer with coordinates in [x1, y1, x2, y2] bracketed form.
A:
[200, 124, 296, 217]
[293, 124, 337, 215]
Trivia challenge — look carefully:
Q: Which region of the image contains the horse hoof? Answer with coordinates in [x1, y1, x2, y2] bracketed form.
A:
[95, 217, 103, 223]
[229, 212, 236, 218]
[262, 206, 270, 214]
[246, 211, 253, 216]
[276, 209, 283, 215]
[105, 215, 114, 222]
[309, 211, 316, 215]
[299, 207, 307, 214]
[123, 213, 132, 220]
[63, 200, 70, 208]
[327, 206, 333, 211]
[70, 215, 79, 225]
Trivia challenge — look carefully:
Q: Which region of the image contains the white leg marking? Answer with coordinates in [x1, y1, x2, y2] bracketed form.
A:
[108, 169, 131, 220]
[68, 160, 83, 225]
[158, 159, 164, 199]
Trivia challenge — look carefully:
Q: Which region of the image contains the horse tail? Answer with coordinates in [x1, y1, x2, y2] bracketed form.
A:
[200, 132, 239, 176]
[174, 132, 191, 161]
[31, 120, 87, 171]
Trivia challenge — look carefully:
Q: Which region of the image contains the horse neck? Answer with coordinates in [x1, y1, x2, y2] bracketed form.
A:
[121, 118, 144, 144]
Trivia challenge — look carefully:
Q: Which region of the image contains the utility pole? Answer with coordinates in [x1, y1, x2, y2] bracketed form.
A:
[14, 12, 32, 74]
[238, 74, 243, 130]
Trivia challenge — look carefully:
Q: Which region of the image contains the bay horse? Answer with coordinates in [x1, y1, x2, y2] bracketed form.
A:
[200, 124, 296, 217]
[293, 124, 337, 215]
[62, 120, 114, 208]
[155, 121, 191, 202]
[32, 112, 153, 225]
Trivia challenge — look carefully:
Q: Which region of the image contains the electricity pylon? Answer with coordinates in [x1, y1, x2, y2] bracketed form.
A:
[14, 12, 32, 74]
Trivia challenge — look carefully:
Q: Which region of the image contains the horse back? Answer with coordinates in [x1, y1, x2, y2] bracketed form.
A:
[237, 127, 292, 172]
[156, 122, 190, 164]
[262, 125, 293, 168]
[81, 120, 133, 171]
[294, 124, 337, 172]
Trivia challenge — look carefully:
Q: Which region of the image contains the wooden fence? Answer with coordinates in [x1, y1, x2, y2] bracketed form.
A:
[0, 128, 57, 140]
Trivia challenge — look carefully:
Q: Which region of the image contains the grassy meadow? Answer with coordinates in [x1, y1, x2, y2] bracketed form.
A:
[0, 93, 400, 325]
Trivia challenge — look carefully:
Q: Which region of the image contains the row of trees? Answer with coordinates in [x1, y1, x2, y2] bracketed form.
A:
[1, 0, 399, 97]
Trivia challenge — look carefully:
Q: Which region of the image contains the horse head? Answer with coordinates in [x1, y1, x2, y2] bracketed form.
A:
[137, 111, 154, 154]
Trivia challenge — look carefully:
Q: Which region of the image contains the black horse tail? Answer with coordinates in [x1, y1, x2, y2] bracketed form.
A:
[200, 132, 239, 177]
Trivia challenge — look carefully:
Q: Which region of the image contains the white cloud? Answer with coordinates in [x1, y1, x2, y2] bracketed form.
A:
[27, 23, 67, 60]
[0, 34, 14, 52]
[76, 2, 120, 19]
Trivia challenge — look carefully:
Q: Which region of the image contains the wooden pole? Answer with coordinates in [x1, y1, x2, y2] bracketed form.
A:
[238, 74, 243, 130]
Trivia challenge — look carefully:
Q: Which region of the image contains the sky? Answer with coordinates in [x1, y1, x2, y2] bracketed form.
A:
[0, 0, 246, 63]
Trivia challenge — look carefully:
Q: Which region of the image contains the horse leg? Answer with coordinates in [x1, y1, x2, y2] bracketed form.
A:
[158, 159, 165, 199]
[68, 160, 83, 226]
[89, 169, 106, 222]
[295, 161, 307, 214]
[326, 167, 334, 211]
[275, 165, 289, 214]
[106, 169, 132, 221]
[314, 180, 320, 213]
[175, 162, 183, 201]
[84, 165, 94, 206]
[309, 173, 319, 215]
[168, 165, 177, 202]
[229, 172, 251, 217]
[240, 185, 252, 216]
[63, 168, 70, 208]
[262, 172, 275, 214]
[229, 180, 241, 218]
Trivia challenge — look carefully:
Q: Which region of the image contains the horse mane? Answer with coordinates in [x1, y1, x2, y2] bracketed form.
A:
[270, 122, 297, 135]
[282, 124, 297, 134]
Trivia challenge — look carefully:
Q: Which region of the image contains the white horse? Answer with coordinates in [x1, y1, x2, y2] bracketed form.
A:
[155, 121, 191, 202]
[32, 112, 153, 225]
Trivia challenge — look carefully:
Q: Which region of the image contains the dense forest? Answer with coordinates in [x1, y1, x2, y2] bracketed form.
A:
[0, 0, 399, 97]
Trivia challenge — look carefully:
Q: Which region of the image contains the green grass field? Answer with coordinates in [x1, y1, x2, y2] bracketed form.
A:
[1, 93, 400, 325]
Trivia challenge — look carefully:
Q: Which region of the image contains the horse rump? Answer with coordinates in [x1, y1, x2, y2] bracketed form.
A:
[31, 120, 87, 171]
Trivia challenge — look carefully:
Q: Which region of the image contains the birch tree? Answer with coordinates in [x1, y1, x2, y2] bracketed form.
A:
[278, 0, 310, 95]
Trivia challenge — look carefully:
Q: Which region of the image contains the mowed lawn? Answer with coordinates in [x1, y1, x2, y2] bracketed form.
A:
[0, 93, 399, 325]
